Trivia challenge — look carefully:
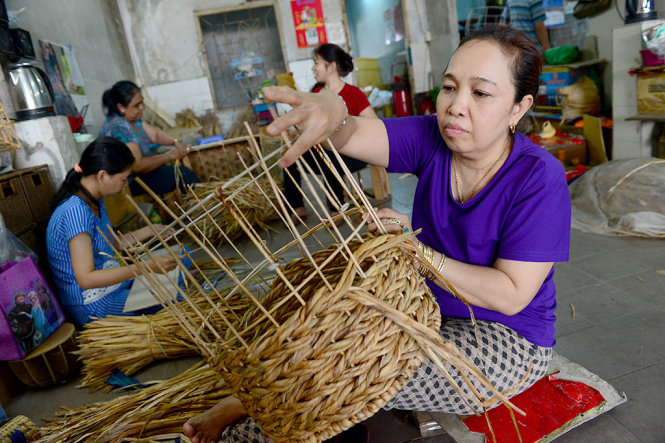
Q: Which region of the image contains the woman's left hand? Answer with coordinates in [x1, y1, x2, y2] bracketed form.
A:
[363, 208, 412, 235]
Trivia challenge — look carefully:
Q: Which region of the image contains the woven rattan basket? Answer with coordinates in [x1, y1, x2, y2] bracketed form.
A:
[182, 135, 262, 181]
[0, 415, 40, 441]
[96, 125, 517, 442]
[214, 235, 440, 441]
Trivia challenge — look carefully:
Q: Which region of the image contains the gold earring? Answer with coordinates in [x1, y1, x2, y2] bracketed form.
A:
[509, 125, 516, 134]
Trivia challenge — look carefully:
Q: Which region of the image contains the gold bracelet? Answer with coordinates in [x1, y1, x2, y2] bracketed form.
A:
[424, 244, 434, 265]
[436, 253, 447, 274]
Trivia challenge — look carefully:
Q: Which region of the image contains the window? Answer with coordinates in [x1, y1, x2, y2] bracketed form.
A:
[196, 3, 287, 109]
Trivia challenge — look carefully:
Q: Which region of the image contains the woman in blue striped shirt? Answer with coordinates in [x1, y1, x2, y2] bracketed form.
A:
[46, 136, 181, 328]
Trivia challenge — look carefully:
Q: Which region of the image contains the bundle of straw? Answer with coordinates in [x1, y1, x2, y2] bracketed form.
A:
[37, 362, 230, 442]
[76, 290, 251, 393]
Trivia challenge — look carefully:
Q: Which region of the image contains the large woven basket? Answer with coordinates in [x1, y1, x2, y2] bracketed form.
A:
[107, 126, 514, 442]
[213, 235, 440, 442]
[182, 135, 262, 181]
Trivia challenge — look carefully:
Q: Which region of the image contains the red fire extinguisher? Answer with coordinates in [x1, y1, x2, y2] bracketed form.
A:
[390, 62, 412, 117]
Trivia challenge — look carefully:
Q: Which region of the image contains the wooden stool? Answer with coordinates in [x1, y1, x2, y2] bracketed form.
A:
[351, 166, 392, 202]
[369, 165, 391, 201]
[8, 323, 78, 388]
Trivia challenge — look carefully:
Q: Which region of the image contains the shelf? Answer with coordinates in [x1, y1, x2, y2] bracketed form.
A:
[542, 58, 607, 72]
[625, 114, 665, 121]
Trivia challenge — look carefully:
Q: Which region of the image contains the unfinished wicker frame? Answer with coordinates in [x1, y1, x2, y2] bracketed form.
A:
[104, 124, 521, 442]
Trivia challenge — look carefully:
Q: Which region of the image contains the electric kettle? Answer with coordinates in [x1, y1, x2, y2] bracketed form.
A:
[7, 63, 55, 121]
[625, 0, 657, 24]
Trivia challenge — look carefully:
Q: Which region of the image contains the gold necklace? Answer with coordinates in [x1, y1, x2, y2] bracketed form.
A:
[452, 150, 506, 203]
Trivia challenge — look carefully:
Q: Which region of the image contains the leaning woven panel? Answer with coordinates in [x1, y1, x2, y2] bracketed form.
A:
[0, 100, 21, 153]
[183, 135, 264, 182]
[214, 235, 440, 442]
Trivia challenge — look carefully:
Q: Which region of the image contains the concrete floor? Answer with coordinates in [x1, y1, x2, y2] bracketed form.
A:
[3, 171, 665, 442]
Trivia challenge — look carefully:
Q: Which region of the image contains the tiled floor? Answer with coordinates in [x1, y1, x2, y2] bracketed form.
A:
[3, 171, 665, 442]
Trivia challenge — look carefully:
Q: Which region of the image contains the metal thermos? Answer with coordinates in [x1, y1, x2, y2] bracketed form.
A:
[625, 0, 657, 24]
[7, 63, 55, 121]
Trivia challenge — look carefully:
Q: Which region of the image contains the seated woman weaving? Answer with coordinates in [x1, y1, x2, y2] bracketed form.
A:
[183, 24, 571, 443]
[99, 80, 200, 195]
[46, 137, 186, 328]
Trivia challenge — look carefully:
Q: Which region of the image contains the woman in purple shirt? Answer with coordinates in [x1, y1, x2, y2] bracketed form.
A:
[184, 24, 571, 443]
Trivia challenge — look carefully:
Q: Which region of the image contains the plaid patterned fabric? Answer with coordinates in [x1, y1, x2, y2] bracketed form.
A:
[221, 417, 270, 443]
[384, 318, 552, 414]
[220, 319, 552, 441]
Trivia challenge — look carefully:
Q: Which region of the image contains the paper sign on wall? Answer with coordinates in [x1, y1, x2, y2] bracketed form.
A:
[291, 0, 327, 48]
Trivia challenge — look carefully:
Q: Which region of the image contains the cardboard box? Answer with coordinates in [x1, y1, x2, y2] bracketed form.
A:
[636, 71, 665, 114]
[539, 66, 593, 106]
[0, 257, 66, 361]
[543, 141, 587, 166]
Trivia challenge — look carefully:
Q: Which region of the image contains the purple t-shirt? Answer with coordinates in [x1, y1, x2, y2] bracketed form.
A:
[385, 115, 571, 347]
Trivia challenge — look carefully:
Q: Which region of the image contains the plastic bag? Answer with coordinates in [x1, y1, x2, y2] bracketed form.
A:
[557, 76, 600, 120]
[642, 23, 665, 60]
[570, 158, 665, 236]
[544, 46, 580, 65]
[0, 213, 37, 266]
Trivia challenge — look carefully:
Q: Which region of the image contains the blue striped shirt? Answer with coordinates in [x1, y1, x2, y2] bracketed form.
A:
[502, 0, 546, 51]
[46, 196, 132, 327]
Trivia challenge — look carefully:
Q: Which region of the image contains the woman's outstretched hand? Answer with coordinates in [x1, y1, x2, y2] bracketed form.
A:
[263, 86, 347, 168]
[363, 208, 413, 235]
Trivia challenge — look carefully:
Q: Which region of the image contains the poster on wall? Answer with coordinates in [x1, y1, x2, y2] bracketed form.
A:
[291, 0, 327, 48]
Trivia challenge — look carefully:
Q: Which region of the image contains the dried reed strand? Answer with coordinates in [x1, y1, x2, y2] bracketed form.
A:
[606, 159, 665, 200]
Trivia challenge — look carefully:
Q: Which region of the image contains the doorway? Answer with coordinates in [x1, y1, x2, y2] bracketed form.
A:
[343, 0, 409, 90]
